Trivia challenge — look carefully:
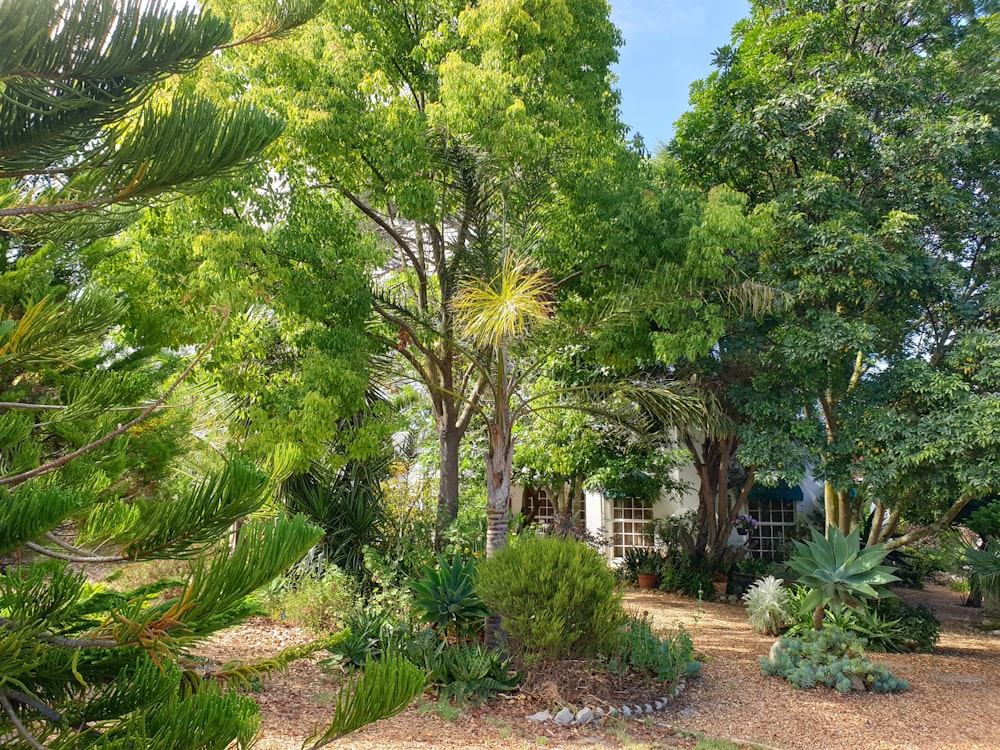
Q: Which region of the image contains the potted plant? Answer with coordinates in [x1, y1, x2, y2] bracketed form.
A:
[730, 556, 772, 596]
[630, 548, 664, 589]
[710, 570, 728, 598]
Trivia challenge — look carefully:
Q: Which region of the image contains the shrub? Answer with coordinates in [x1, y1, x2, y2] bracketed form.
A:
[475, 535, 624, 661]
[743, 576, 793, 635]
[603, 615, 700, 684]
[787, 527, 898, 628]
[257, 566, 355, 632]
[785, 595, 941, 653]
[761, 626, 909, 694]
[659, 558, 716, 600]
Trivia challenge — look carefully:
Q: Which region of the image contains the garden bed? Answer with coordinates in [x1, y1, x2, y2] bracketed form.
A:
[197, 581, 1000, 749]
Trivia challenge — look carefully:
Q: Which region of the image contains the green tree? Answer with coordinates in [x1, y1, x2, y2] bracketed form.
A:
[672, 0, 1000, 541]
[242, 0, 641, 543]
[0, 1, 422, 747]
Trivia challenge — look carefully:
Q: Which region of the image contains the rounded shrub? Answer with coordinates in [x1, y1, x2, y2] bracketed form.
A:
[475, 535, 623, 661]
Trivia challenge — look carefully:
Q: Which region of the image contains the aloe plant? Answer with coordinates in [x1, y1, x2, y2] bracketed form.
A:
[787, 527, 899, 630]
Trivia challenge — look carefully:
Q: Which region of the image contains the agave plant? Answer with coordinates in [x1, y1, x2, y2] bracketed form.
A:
[786, 526, 899, 630]
[410, 555, 490, 639]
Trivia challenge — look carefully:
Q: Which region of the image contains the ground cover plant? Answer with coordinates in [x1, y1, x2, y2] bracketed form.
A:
[761, 626, 910, 694]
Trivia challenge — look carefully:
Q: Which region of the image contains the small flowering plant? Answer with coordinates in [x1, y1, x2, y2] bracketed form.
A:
[732, 513, 759, 535]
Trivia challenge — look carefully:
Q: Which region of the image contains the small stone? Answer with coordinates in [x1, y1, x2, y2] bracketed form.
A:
[621, 706, 632, 718]
[606, 706, 618, 717]
[679, 707, 698, 718]
[527, 710, 551, 723]
[644, 703, 653, 714]
[594, 707, 605, 717]
[633, 705, 643, 715]
[654, 700, 664, 710]
[850, 675, 867, 692]
[554, 707, 575, 726]
[575, 707, 594, 725]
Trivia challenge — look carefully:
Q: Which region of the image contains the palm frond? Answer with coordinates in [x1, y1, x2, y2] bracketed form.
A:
[452, 259, 554, 348]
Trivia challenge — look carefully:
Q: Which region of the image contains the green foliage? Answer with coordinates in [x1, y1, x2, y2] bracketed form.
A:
[282, 459, 389, 592]
[475, 535, 624, 661]
[257, 565, 356, 633]
[658, 558, 717, 601]
[761, 627, 909, 694]
[787, 527, 899, 620]
[306, 653, 424, 750]
[967, 500, 1000, 539]
[742, 576, 793, 636]
[962, 541, 1000, 616]
[426, 642, 521, 703]
[621, 547, 667, 579]
[785, 590, 941, 654]
[410, 555, 488, 639]
[603, 615, 700, 684]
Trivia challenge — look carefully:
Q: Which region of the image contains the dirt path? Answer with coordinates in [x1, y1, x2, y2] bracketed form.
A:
[201, 582, 1000, 749]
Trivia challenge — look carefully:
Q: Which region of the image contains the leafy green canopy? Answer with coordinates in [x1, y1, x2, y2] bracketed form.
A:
[672, 0, 1000, 536]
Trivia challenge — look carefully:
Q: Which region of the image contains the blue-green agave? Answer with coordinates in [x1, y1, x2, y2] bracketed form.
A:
[787, 527, 899, 628]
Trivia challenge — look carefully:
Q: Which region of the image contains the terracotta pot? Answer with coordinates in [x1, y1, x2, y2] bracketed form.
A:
[637, 573, 658, 590]
[712, 580, 727, 597]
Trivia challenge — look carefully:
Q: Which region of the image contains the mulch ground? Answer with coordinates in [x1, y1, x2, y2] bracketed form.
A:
[197, 581, 1000, 750]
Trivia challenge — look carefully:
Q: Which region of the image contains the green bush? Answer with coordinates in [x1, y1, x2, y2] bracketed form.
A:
[426, 642, 520, 702]
[475, 535, 624, 661]
[602, 615, 700, 683]
[761, 626, 909, 694]
[658, 557, 716, 600]
[257, 565, 355, 632]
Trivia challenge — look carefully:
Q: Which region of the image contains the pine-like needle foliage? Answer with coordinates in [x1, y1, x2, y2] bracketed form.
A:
[0, 1, 330, 748]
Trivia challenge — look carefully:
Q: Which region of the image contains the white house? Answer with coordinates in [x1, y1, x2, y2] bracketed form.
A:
[510, 461, 822, 562]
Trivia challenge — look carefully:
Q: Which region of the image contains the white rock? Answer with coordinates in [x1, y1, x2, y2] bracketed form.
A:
[644, 703, 653, 714]
[575, 707, 594, 725]
[654, 700, 664, 710]
[621, 706, 632, 718]
[554, 707, 575, 726]
[527, 710, 551, 723]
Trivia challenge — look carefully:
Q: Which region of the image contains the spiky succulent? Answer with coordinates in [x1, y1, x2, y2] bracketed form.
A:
[787, 527, 899, 620]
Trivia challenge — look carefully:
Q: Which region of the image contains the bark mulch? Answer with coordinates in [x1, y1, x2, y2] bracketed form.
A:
[197, 582, 1000, 749]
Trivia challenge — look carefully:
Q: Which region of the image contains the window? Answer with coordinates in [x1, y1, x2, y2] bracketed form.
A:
[747, 498, 796, 560]
[612, 498, 653, 558]
[522, 486, 555, 525]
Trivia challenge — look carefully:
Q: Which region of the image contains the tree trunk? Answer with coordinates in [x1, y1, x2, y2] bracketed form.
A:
[812, 603, 825, 630]
[484, 422, 513, 650]
[435, 426, 462, 548]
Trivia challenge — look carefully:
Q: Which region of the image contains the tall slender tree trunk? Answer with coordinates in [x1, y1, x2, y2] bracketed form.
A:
[436, 425, 462, 547]
[484, 420, 513, 650]
[484, 424, 513, 558]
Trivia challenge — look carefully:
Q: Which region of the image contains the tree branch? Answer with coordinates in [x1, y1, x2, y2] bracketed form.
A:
[0, 691, 51, 750]
[883, 494, 973, 550]
[0, 309, 229, 489]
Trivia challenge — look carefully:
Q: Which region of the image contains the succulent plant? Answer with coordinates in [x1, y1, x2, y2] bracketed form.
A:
[410, 555, 489, 638]
[786, 526, 899, 629]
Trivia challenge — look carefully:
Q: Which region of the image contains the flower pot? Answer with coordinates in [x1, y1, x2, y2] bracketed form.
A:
[637, 573, 658, 590]
[712, 580, 727, 597]
[729, 572, 754, 596]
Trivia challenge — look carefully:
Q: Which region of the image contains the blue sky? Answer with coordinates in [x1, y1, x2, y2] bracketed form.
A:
[609, 0, 750, 150]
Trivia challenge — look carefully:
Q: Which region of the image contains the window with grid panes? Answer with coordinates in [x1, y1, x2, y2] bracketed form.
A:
[612, 498, 653, 558]
[747, 498, 797, 560]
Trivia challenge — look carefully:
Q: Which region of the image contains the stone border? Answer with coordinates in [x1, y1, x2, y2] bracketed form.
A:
[525, 680, 687, 727]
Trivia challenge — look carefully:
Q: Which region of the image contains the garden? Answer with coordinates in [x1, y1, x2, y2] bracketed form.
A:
[3, 1, 1000, 749]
